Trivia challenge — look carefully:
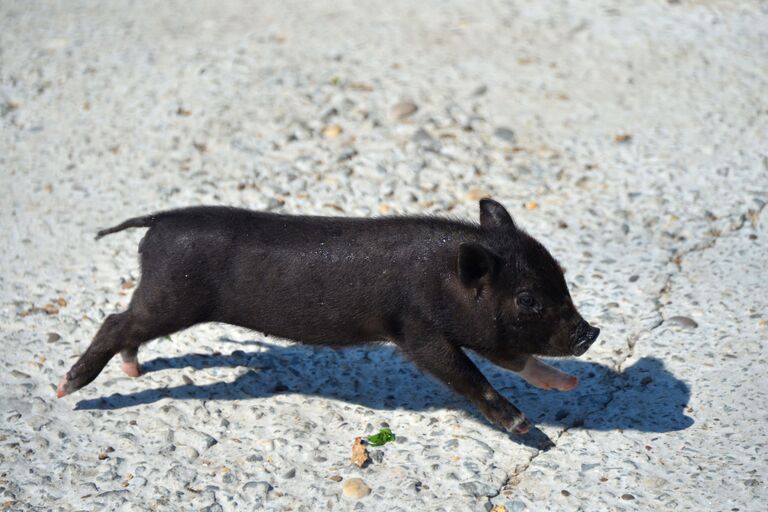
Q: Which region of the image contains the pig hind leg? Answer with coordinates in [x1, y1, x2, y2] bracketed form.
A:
[58, 310, 143, 397]
[57, 276, 204, 397]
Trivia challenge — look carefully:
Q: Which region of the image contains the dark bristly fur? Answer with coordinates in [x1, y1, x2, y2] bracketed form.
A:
[59, 199, 600, 434]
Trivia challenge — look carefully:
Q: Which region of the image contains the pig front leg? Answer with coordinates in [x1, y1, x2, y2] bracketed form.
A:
[484, 353, 579, 391]
[517, 356, 578, 391]
[400, 336, 533, 434]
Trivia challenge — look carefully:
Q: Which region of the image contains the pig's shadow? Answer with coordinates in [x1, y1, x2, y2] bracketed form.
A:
[75, 339, 693, 445]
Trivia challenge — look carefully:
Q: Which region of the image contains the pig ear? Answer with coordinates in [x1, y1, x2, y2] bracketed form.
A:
[479, 198, 515, 230]
[457, 242, 500, 287]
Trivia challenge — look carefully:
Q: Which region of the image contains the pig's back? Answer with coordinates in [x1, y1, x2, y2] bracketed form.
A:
[139, 206, 479, 344]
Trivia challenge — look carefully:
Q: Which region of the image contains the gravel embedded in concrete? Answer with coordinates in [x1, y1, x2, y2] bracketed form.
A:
[1, 1, 767, 510]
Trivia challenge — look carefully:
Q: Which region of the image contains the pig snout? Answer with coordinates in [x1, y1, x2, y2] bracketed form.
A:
[570, 319, 600, 356]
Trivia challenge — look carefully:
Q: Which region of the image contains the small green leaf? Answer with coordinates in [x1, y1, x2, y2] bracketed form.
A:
[367, 428, 395, 447]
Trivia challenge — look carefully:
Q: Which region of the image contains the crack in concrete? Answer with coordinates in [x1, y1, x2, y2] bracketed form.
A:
[497, 449, 543, 499]
[617, 202, 764, 372]
[492, 202, 765, 501]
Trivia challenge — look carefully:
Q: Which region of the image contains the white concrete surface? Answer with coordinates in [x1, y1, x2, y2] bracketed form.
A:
[1, 1, 766, 510]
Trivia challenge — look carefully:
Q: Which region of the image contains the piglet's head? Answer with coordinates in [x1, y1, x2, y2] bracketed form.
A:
[457, 198, 600, 357]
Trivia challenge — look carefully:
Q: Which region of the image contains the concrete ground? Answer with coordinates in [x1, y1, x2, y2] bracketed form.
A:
[1, 1, 766, 510]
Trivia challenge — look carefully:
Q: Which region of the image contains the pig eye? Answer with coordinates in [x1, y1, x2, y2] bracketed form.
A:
[516, 293, 537, 310]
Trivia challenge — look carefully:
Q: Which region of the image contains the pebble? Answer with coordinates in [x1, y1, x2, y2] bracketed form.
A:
[342, 478, 371, 499]
[493, 127, 516, 143]
[173, 428, 218, 453]
[322, 125, 343, 138]
[78, 482, 98, 494]
[255, 439, 275, 452]
[459, 481, 496, 497]
[391, 101, 418, 120]
[97, 489, 130, 499]
[242, 481, 272, 499]
[127, 476, 148, 489]
[370, 450, 384, 463]
[505, 500, 526, 512]
[665, 316, 698, 329]
[321, 107, 339, 122]
[338, 147, 358, 162]
[641, 477, 666, 489]
[176, 446, 200, 461]
[466, 188, 489, 201]
[412, 128, 441, 151]
[412, 127, 433, 144]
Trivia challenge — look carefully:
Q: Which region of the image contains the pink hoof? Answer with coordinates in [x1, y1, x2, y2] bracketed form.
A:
[56, 376, 67, 398]
[558, 375, 579, 392]
[514, 417, 533, 435]
[120, 361, 141, 378]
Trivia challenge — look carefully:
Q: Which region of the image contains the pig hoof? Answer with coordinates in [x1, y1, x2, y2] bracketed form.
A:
[57, 374, 84, 397]
[120, 361, 141, 378]
[510, 416, 533, 435]
[56, 376, 68, 398]
[559, 375, 579, 392]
